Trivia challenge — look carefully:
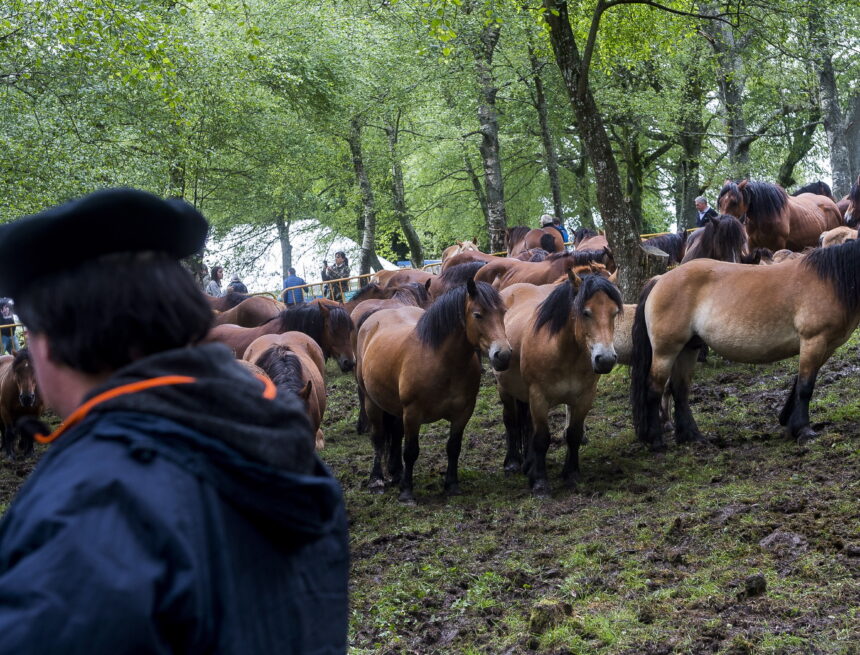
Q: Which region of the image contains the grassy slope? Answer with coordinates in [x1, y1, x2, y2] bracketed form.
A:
[324, 331, 860, 655]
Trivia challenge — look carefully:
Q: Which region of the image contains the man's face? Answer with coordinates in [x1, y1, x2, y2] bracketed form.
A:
[695, 200, 706, 212]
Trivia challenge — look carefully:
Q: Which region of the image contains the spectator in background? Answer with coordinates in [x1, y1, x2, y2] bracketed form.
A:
[695, 196, 718, 227]
[227, 274, 248, 294]
[321, 252, 350, 302]
[282, 267, 306, 305]
[0, 301, 19, 355]
[205, 265, 224, 297]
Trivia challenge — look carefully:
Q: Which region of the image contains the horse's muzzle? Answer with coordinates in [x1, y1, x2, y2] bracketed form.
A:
[19, 393, 36, 408]
[591, 347, 617, 374]
[489, 343, 512, 372]
[338, 357, 355, 373]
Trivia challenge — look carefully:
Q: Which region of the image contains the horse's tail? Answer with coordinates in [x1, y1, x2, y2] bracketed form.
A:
[630, 277, 660, 443]
[540, 233, 557, 252]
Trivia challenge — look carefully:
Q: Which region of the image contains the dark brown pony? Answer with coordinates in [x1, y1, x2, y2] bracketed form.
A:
[718, 180, 842, 251]
[207, 302, 355, 370]
[791, 180, 834, 200]
[213, 295, 283, 327]
[356, 280, 512, 503]
[681, 214, 749, 263]
[0, 349, 43, 459]
[505, 226, 564, 256]
[844, 175, 860, 228]
[642, 230, 688, 265]
[375, 269, 436, 289]
[631, 238, 860, 449]
[475, 249, 614, 289]
[246, 333, 327, 450]
[428, 261, 486, 299]
[205, 290, 249, 312]
[496, 274, 623, 495]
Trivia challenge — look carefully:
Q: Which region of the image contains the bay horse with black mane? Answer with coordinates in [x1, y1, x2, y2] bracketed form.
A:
[356, 279, 512, 503]
[207, 302, 355, 370]
[681, 214, 749, 263]
[495, 273, 623, 495]
[0, 349, 43, 459]
[718, 180, 842, 251]
[631, 237, 860, 449]
[505, 226, 564, 256]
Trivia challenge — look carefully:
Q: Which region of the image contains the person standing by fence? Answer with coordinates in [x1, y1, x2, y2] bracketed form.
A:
[205, 265, 225, 297]
[0, 301, 19, 355]
[282, 267, 306, 305]
[321, 252, 350, 302]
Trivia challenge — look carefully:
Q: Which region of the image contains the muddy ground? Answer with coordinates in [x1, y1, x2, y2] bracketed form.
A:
[2, 336, 859, 654]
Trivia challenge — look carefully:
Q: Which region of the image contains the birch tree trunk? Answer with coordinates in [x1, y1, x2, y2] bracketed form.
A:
[347, 118, 379, 276]
[384, 114, 424, 268]
[528, 45, 564, 223]
[275, 211, 292, 280]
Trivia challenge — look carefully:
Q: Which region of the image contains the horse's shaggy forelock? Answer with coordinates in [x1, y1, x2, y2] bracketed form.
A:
[438, 261, 485, 288]
[688, 215, 747, 262]
[741, 181, 789, 224]
[534, 275, 623, 336]
[11, 347, 30, 374]
[271, 305, 323, 343]
[505, 226, 530, 250]
[792, 180, 833, 198]
[416, 282, 502, 349]
[391, 282, 431, 307]
[326, 305, 354, 336]
[804, 239, 860, 317]
[717, 181, 742, 214]
[254, 346, 305, 398]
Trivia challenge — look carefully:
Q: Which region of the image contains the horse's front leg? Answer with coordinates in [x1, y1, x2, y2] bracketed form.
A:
[398, 412, 422, 504]
[500, 391, 524, 474]
[785, 339, 828, 444]
[444, 409, 473, 496]
[527, 392, 552, 496]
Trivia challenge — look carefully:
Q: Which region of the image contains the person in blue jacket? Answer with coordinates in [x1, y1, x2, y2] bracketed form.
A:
[282, 267, 306, 305]
[0, 188, 349, 654]
[540, 213, 570, 244]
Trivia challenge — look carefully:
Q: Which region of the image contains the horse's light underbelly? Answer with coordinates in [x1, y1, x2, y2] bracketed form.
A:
[696, 317, 799, 363]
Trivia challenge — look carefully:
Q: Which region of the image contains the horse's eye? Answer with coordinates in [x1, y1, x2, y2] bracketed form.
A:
[472, 312, 483, 319]
[583, 309, 593, 318]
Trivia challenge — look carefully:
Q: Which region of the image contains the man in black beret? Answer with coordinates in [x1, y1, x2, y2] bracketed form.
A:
[0, 189, 349, 653]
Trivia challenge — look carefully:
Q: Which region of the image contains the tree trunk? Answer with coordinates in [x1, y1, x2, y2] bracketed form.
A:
[776, 110, 821, 188]
[463, 152, 490, 248]
[475, 23, 508, 253]
[675, 46, 706, 230]
[347, 118, 379, 276]
[544, 0, 646, 302]
[809, 10, 852, 197]
[384, 115, 424, 269]
[846, 94, 860, 175]
[275, 211, 292, 280]
[528, 45, 564, 223]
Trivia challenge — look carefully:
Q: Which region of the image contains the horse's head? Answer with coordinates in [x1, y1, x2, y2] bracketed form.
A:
[318, 303, 355, 372]
[704, 214, 749, 263]
[11, 349, 38, 408]
[464, 279, 511, 371]
[717, 180, 746, 219]
[846, 175, 860, 228]
[571, 273, 623, 374]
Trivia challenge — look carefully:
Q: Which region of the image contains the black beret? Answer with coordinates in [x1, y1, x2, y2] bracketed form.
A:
[0, 188, 208, 297]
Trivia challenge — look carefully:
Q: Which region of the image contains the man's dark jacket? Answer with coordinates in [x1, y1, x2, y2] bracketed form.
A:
[0, 344, 348, 654]
[696, 206, 719, 227]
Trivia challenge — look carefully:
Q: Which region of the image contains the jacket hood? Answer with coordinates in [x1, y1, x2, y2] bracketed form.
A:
[74, 343, 342, 539]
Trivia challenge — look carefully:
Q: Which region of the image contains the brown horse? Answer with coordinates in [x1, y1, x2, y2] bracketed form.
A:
[475, 249, 613, 289]
[681, 214, 749, 263]
[207, 302, 355, 370]
[576, 233, 609, 252]
[205, 290, 249, 312]
[0, 349, 43, 459]
[718, 180, 842, 251]
[440, 249, 499, 271]
[356, 280, 512, 503]
[428, 261, 486, 299]
[819, 226, 857, 248]
[213, 295, 284, 327]
[246, 333, 327, 450]
[512, 248, 550, 262]
[441, 239, 480, 263]
[631, 238, 860, 449]
[505, 226, 564, 256]
[844, 175, 860, 227]
[495, 273, 622, 495]
[376, 269, 436, 289]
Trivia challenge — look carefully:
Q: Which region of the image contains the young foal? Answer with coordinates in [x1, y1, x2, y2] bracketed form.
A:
[0, 349, 43, 459]
[495, 274, 622, 495]
[632, 238, 860, 448]
[356, 280, 511, 503]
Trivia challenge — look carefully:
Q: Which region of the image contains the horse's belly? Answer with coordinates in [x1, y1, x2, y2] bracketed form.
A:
[699, 323, 799, 363]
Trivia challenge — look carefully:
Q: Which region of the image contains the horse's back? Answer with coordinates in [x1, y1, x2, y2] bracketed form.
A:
[245, 332, 326, 377]
[577, 235, 608, 251]
[786, 194, 843, 250]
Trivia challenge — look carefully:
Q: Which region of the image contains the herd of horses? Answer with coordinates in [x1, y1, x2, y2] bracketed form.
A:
[2, 176, 860, 505]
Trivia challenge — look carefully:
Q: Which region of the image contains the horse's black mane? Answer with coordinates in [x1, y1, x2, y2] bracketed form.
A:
[846, 176, 860, 228]
[546, 249, 607, 265]
[391, 282, 431, 307]
[350, 282, 386, 303]
[416, 282, 502, 349]
[642, 231, 687, 265]
[572, 227, 598, 245]
[792, 180, 833, 198]
[534, 275, 623, 336]
[720, 180, 788, 225]
[505, 226, 530, 250]
[266, 304, 324, 343]
[685, 215, 748, 263]
[804, 239, 860, 317]
[438, 261, 485, 288]
[222, 290, 249, 309]
[254, 346, 305, 399]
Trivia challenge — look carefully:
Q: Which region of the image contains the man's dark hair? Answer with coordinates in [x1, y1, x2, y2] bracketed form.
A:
[17, 252, 213, 374]
[288, 267, 296, 275]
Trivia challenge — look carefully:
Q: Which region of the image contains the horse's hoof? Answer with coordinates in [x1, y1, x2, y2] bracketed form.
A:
[368, 479, 386, 494]
[531, 480, 551, 497]
[795, 427, 817, 446]
[648, 439, 668, 453]
[445, 483, 462, 496]
[562, 472, 580, 488]
[398, 491, 417, 505]
[503, 461, 522, 476]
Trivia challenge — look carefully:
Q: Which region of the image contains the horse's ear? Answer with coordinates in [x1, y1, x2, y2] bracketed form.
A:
[608, 269, 618, 284]
[709, 215, 720, 228]
[316, 301, 330, 316]
[425, 279, 432, 291]
[472, 236, 479, 246]
[466, 277, 477, 297]
[299, 380, 313, 400]
[566, 268, 582, 288]
[738, 179, 749, 189]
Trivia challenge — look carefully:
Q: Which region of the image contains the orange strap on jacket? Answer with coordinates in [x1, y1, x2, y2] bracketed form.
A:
[35, 373, 277, 444]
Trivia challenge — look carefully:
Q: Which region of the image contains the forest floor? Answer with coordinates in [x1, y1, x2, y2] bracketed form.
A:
[1, 333, 859, 654]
